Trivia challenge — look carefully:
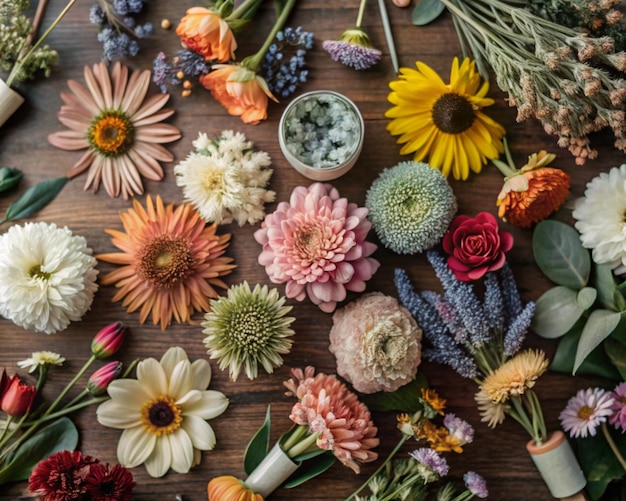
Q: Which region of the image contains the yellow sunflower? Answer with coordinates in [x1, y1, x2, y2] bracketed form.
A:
[96, 195, 236, 330]
[385, 57, 505, 181]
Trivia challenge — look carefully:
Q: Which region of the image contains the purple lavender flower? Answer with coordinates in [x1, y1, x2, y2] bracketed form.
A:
[464, 471, 489, 498]
[483, 272, 504, 332]
[323, 28, 381, 71]
[409, 448, 449, 477]
[559, 387, 615, 438]
[503, 301, 535, 356]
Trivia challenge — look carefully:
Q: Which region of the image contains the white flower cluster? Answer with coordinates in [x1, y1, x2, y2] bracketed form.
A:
[175, 130, 276, 226]
[283, 93, 361, 169]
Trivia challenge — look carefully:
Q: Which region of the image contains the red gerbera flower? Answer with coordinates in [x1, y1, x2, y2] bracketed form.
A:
[28, 450, 96, 501]
[84, 462, 135, 501]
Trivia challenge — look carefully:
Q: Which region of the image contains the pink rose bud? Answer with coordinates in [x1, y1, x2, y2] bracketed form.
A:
[87, 361, 123, 396]
[91, 322, 128, 359]
[1, 375, 36, 417]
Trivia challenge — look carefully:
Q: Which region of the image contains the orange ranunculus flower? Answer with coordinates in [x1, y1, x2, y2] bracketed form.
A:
[208, 476, 263, 501]
[176, 7, 237, 62]
[496, 150, 570, 228]
[200, 64, 278, 124]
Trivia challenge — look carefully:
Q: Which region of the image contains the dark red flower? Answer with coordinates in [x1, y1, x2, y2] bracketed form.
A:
[442, 212, 514, 281]
[28, 450, 97, 501]
[1, 374, 36, 416]
[84, 462, 135, 501]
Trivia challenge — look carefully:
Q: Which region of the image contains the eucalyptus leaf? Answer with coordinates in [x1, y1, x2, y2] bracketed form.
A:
[576, 287, 597, 310]
[605, 334, 626, 381]
[532, 220, 590, 289]
[412, 0, 446, 26]
[361, 372, 428, 412]
[593, 261, 619, 311]
[531, 286, 584, 338]
[574, 309, 623, 374]
[283, 452, 336, 489]
[551, 321, 621, 380]
[0, 167, 22, 193]
[1, 176, 68, 224]
[0, 417, 78, 485]
[244, 405, 272, 476]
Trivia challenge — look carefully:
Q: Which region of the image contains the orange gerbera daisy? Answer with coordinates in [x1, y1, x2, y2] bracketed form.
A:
[208, 476, 263, 501]
[200, 64, 277, 124]
[176, 7, 237, 63]
[96, 195, 236, 330]
[494, 144, 570, 228]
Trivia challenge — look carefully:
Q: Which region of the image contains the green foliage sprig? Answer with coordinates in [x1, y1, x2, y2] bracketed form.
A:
[531, 220, 626, 379]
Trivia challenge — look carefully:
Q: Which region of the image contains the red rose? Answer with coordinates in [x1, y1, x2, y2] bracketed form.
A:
[442, 212, 514, 281]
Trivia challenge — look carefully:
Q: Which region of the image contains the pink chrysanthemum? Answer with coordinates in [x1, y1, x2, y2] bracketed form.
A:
[610, 382, 626, 431]
[559, 387, 615, 438]
[254, 183, 380, 313]
[284, 366, 379, 473]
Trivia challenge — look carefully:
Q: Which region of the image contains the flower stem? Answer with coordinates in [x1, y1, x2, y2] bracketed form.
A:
[7, 0, 77, 87]
[601, 422, 626, 472]
[281, 424, 308, 452]
[379, 472, 422, 501]
[228, 0, 263, 21]
[344, 433, 410, 501]
[285, 429, 320, 458]
[43, 354, 96, 418]
[355, 0, 368, 28]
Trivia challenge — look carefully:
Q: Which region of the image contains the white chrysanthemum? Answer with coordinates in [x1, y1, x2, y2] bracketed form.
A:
[96, 346, 229, 478]
[175, 130, 276, 226]
[0, 222, 99, 334]
[17, 351, 65, 373]
[573, 164, 626, 273]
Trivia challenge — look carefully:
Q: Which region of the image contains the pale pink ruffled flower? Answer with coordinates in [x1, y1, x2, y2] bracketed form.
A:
[254, 183, 380, 313]
[284, 366, 379, 473]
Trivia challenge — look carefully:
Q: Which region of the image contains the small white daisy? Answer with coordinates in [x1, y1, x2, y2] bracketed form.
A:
[559, 387, 615, 438]
[0, 222, 99, 334]
[175, 130, 275, 226]
[17, 351, 65, 373]
[572, 164, 626, 273]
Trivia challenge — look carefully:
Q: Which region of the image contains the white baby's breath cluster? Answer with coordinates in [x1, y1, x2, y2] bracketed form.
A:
[174, 130, 276, 226]
[283, 93, 362, 168]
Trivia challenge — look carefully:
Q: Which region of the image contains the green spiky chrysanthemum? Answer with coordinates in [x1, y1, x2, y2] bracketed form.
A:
[365, 161, 457, 254]
[202, 281, 296, 381]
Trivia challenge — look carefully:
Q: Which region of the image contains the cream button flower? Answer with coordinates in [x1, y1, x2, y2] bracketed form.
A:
[96, 347, 228, 477]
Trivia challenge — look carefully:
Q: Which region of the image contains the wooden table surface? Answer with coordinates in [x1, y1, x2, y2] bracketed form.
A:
[0, 1, 622, 500]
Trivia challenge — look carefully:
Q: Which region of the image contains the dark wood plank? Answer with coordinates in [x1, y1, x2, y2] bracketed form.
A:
[0, 1, 619, 500]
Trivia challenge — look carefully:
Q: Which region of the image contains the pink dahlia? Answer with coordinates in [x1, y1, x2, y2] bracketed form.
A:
[254, 183, 380, 313]
[284, 366, 379, 473]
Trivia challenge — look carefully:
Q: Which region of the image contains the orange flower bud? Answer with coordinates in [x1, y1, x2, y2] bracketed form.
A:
[1, 375, 36, 416]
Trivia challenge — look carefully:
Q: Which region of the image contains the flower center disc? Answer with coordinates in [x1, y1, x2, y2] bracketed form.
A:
[29, 264, 51, 280]
[431, 93, 475, 134]
[577, 405, 594, 420]
[229, 303, 273, 353]
[141, 396, 182, 436]
[89, 111, 134, 156]
[139, 235, 193, 289]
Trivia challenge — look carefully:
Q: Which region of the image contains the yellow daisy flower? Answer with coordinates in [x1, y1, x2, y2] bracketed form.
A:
[385, 57, 505, 181]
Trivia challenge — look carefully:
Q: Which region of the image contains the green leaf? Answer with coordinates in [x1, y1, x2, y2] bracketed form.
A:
[0, 167, 22, 193]
[574, 309, 622, 374]
[283, 452, 336, 489]
[531, 286, 585, 338]
[551, 321, 622, 380]
[361, 373, 428, 412]
[0, 417, 78, 485]
[605, 332, 626, 381]
[532, 220, 590, 289]
[1, 176, 68, 224]
[593, 261, 619, 311]
[412, 0, 446, 26]
[577, 287, 597, 310]
[244, 405, 271, 476]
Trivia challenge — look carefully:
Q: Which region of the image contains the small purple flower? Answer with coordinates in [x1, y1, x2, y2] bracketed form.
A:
[409, 448, 449, 477]
[323, 28, 381, 71]
[464, 471, 489, 498]
[559, 387, 615, 438]
[444, 413, 474, 445]
[610, 382, 626, 431]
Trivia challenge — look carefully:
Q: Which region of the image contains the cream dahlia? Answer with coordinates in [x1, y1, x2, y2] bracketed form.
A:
[283, 366, 379, 473]
[96, 347, 229, 477]
[254, 183, 380, 313]
[572, 164, 626, 273]
[48, 61, 181, 199]
[0, 222, 99, 334]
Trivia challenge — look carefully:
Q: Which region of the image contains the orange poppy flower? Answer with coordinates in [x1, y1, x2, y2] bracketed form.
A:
[496, 150, 570, 228]
[176, 7, 237, 62]
[207, 476, 263, 501]
[200, 64, 277, 124]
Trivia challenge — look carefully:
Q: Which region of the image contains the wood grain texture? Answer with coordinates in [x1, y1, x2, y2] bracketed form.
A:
[0, 1, 619, 500]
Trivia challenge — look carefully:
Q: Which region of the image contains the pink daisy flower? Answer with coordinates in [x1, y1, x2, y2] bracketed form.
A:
[610, 382, 626, 431]
[254, 183, 380, 313]
[284, 366, 379, 473]
[559, 387, 615, 438]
